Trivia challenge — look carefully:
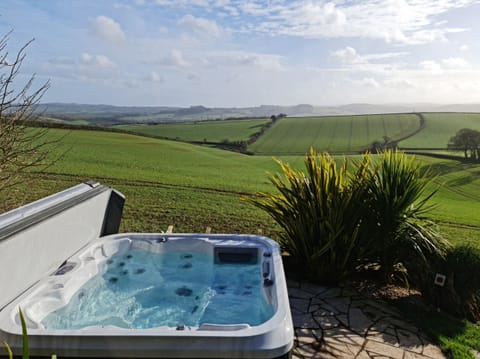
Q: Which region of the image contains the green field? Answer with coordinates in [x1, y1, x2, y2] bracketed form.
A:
[115, 118, 270, 143]
[248, 114, 420, 155]
[114, 112, 480, 154]
[41, 129, 299, 193]
[1, 127, 477, 246]
[399, 113, 480, 149]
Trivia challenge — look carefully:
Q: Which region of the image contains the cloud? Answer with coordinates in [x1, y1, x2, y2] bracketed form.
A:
[220, 5, 239, 17]
[81, 53, 116, 68]
[363, 52, 409, 61]
[233, 0, 476, 44]
[359, 77, 380, 88]
[90, 15, 126, 44]
[148, 71, 163, 83]
[332, 47, 365, 65]
[178, 14, 222, 38]
[155, 0, 209, 6]
[384, 78, 416, 88]
[419, 60, 443, 74]
[239, 2, 272, 16]
[460, 44, 469, 51]
[205, 51, 284, 71]
[331, 47, 407, 71]
[442, 57, 469, 69]
[156, 49, 189, 67]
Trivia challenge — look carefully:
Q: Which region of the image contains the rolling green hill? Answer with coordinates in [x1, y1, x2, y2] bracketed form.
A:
[39, 129, 303, 194]
[115, 118, 270, 143]
[0, 127, 474, 245]
[248, 114, 420, 155]
[399, 113, 480, 149]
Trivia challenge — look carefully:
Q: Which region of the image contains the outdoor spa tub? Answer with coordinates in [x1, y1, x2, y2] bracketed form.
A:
[0, 182, 293, 358]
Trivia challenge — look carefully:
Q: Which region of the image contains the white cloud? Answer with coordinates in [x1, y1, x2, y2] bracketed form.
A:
[214, 0, 230, 6]
[178, 14, 222, 38]
[460, 44, 470, 51]
[239, 2, 272, 16]
[155, 0, 209, 6]
[222, 5, 239, 17]
[359, 77, 380, 88]
[90, 15, 126, 44]
[384, 78, 416, 88]
[236, 0, 476, 44]
[287, 2, 346, 28]
[156, 49, 189, 67]
[332, 47, 365, 65]
[419, 60, 443, 74]
[148, 71, 163, 82]
[205, 51, 284, 71]
[442, 57, 469, 69]
[331, 47, 407, 71]
[363, 52, 409, 62]
[81, 53, 116, 68]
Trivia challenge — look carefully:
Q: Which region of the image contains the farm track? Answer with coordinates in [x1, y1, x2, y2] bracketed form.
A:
[394, 113, 426, 145]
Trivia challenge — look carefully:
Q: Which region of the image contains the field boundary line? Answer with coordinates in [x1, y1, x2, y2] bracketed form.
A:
[33, 171, 255, 197]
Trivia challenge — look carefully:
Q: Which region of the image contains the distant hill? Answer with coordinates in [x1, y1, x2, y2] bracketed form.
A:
[34, 102, 480, 126]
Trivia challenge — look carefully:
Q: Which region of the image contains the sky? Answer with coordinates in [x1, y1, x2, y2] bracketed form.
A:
[0, 0, 480, 107]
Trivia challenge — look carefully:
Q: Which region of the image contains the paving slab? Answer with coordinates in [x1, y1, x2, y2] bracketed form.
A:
[289, 281, 446, 359]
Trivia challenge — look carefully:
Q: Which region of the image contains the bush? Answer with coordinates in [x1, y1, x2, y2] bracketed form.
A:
[422, 245, 480, 321]
[245, 149, 371, 283]
[246, 148, 447, 286]
[361, 150, 448, 282]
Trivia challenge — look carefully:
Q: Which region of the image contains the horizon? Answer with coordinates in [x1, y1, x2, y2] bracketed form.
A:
[1, 1, 479, 107]
[36, 101, 480, 109]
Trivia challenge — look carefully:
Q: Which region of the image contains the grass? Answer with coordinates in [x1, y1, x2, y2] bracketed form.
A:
[9, 128, 479, 243]
[418, 155, 480, 230]
[392, 299, 480, 359]
[248, 113, 420, 154]
[43, 128, 284, 193]
[115, 118, 270, 143]
[399, 113, 480, 149]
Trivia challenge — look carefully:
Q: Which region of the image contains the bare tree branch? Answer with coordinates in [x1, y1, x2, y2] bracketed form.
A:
[0, 31, 56, 192]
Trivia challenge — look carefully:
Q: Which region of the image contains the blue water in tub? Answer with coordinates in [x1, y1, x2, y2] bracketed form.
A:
[42, 249, 274, 329]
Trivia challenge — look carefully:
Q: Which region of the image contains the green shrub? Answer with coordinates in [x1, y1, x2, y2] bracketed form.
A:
[245, 149, 372, 283]
[361, 150, 448, 282]
[425, 245, 480, 321]
[247, 148, 447, 285]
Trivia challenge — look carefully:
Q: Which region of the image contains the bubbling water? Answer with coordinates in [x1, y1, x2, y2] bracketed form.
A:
[42, 249, 274, 329]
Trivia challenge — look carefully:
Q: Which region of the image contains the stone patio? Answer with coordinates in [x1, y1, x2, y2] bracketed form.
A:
[288, 279, 445, 359]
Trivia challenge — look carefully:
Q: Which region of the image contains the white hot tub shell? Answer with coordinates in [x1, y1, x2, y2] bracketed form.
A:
[0, 182, 293, 358]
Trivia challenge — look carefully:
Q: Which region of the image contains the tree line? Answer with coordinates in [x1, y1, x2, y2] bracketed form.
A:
[448, 128, 480, 161]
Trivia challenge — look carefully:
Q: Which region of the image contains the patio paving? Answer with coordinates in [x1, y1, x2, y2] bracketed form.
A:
[288, 279, 445, 359]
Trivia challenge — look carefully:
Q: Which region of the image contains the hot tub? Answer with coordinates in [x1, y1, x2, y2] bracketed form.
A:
[0, 183, 293, 358]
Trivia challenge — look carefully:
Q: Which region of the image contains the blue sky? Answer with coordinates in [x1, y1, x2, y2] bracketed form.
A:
[1, 0, 479, 107]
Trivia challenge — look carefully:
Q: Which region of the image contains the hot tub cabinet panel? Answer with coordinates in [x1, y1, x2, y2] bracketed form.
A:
[0, 183, 293, 358]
